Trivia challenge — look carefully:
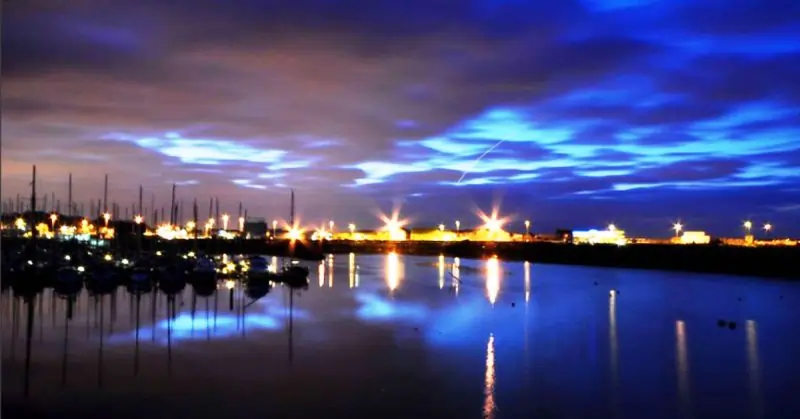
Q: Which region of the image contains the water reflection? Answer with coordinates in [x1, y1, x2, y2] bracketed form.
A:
[485, 256, 500, 305]
[675, 320, 692, 419]
[484, 333, 497, 419]
[318, 259, 325, 287]
[2, 253, 798, 419]
[452, 257, 461, 295]
[349, 252, 356, 288]
[438, 254, 445, 289]
[386, 252, 401, 292]
[524, 261, 531, 303]
[327, 254, 334, 288]
[747, 320, 764, 419]
[609, 290, 619, 417]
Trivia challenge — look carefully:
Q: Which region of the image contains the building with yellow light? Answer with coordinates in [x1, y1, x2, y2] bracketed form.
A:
[572, 229, 627, 245]
[672, 231, 711, 244]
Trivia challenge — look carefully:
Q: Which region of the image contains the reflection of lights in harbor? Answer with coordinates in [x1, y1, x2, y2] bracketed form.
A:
[609, 290, 619, 412]
[349, 253, 356, 288]
[354, 292, 426, 322]
[318, 260, 325, 287]
[746, 320, 763, 419]
[270, 256, 278, 274]
[386, 252, 401, 291]
[452, 257, 460, 295]
[483, 333, 496, 419]
[438, 254, 445, 289]
[328, 254, 334, 287]
[524, 261, 530, 303]
[675, 320, 691, 416]
[486, 256, 500, 305]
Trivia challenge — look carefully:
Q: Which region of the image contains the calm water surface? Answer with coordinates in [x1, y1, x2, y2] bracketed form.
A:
[3, 254, 800, 419]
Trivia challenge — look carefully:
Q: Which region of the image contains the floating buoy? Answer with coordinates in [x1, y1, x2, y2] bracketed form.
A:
[717, 319, 727, 327]
[511, 302, 516, 307]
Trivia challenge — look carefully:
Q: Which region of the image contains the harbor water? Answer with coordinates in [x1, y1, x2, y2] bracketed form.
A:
[3, 254, 800, 419]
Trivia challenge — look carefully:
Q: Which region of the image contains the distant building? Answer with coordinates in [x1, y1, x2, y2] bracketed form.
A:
[572, 229, 627, 245]
[244, 218, 268, 238]
[678, 231, 711, 244]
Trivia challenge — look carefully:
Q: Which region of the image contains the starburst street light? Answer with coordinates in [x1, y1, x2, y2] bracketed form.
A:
[673, 222, 683, 237]
[524, 220, 530, 235]
[103, 212, 111, 227]
[743, 220, 752, 234]
[49, 213, 58, 230]
[134, 215, 143, 224]
[763, 223, 772, 234]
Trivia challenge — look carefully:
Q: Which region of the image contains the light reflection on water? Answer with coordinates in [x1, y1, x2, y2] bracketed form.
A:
[2, 253, 800, 419]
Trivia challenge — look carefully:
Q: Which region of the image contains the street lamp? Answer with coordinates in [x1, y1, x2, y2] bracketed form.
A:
[743, 220, 752, 234]
[103, 212, 111, 228]
[272, 219, 278, 238]
[455, 220, 460, 234]
[221, 213, 230, 231]
[329, 220, 335, 234]
[134, 215, 143, 225]
[763, 223, 772, 236]
[524, 220, 530, 236]
[49, 213, 58, 232]
[672, 222, 683, 237]
[238, 216, 245, 232]
[134, 215, 144, 252]
[439, 223, 445, 231]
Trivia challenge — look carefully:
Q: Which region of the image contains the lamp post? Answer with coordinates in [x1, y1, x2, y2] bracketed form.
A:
[348, 223, 356, 239]
[524, 220, 530, 241]
[673, 222, 683, 238]
[455, 220, 460, 234]
[49, 213, 58, 234]
[763, 223, 772, 238]
[103, 212, 111, 228]
[134, 215, 143, 254]
[743, 220, 752, 236]
[272, 219, 278, 239]
[221, 213, 229, 231]
[329, 220, 335, 234]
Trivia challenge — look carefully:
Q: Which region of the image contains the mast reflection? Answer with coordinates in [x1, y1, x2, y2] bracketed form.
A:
[483, 333, 497, 419]
[675, 320, 692, 419]
[318, 260, 325, 288]
[486, 256, 500, 305]
[746, 320, 764, 419]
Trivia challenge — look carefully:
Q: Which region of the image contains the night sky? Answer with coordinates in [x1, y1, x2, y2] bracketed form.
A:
[2, 0, 799, 237]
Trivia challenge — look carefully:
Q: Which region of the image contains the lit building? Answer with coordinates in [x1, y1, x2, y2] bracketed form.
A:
[678, 231, 711, 244]
[572, 229, 627, 245]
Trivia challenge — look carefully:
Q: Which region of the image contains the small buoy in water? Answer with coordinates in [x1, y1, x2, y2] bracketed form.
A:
[717, 319, 727, 327]
[511, 302, 516, 307]
[728, 321, 737, 330]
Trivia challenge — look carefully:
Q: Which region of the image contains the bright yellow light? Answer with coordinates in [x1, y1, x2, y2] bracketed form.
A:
[134, 215, 144, 224]
[81, 219, 89, 228]
[524, 220, 530, 228]
[386, 251, 401, 291]
[238, 216, 245, 231]
[225, 280, 235, 290]
[207, 218, 215, 226]
[438, 254, 445, 289]
[288, 227, 303, 241]
[103, 212, 111, 222]
[478, 207, 508, 234]
[486, 255, 500, 305]
[673, 222, 683, 233]
[15, 218, 26, 230]
[50, 213, 58, 223]
[186, 221, 196, 230]
[379, 209, 408, 241]
[104, 254, 113, 261]
[744, 220, 752, 230]
[348, 223, 356, 233]
[439, 223, 445, 231]
[221, 213, 230, 230]
[764, 223, 772, 232]
[608, 223, 616, 231]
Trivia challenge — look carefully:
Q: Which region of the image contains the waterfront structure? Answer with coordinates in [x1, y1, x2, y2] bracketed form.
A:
[676, 231, 711, 245]
[572, 229, 628, 245]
